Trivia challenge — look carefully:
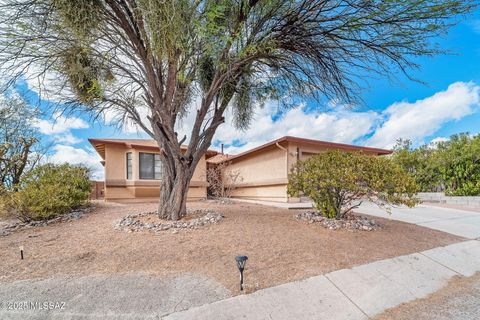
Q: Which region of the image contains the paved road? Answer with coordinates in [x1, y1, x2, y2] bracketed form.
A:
[0, 273, 230, 319]
[165, 240, 480, 320]
[356, 203, 480, 239]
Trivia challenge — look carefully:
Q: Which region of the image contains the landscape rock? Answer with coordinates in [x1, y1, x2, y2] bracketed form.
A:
[115, 209, 224, 233]
[0, 205, 95, 237]
[295, 211, 381, 231]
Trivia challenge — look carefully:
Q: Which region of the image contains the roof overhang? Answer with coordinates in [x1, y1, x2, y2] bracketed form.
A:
[88, 138, 218, 160]
[222, 136, 392, 163]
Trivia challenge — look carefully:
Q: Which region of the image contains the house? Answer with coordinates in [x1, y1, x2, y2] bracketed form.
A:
[88, 138, 217, 201]
[207, 136, 391, 203]
[90, 136, 391, 203]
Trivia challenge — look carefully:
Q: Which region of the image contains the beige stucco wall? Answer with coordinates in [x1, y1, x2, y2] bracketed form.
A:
[225, 140, 385, 203]
[225, 143, 289, 202]
[103, 144, 207, 201]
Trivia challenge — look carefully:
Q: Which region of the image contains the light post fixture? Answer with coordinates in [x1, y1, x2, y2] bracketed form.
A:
[19, 245, 24, 260]
[235, 255, 248, 291]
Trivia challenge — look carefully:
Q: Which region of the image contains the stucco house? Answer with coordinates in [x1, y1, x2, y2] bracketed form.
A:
[90, 136, 391, 203]
[88, 138, 217, 201]
[207, 136, 391, 203]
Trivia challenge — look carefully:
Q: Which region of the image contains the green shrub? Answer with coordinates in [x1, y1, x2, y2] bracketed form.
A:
[392, 134, 480, 195]
[437, 134, 480, 196]
[288, 150, 419, 219]
[2, 163, 91, 221]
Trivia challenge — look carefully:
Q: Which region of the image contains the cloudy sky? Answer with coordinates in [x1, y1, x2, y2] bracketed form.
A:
[8, 12, 480, 180]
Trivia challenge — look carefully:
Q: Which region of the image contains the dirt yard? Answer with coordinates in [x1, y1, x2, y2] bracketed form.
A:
[0, 200, 463, 294]
[376, 272, 480, 320]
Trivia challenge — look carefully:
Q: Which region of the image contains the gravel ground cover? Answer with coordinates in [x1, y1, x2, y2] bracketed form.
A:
[0, 199, 463, 294]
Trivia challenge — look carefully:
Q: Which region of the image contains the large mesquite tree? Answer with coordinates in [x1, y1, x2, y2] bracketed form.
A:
[0, 0, 475, 220]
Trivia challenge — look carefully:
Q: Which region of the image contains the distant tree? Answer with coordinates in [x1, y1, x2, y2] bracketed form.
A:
[392, 134, 480, 196]
[0, 0, 475, 219]
[436, 133, 480, 196]
[391, 139, 442, 192]
[0, 96, 42, 189]
[288, 150, 418, 219]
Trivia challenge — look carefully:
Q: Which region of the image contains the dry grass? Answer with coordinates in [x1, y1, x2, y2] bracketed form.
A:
[0, 200, 463, 294]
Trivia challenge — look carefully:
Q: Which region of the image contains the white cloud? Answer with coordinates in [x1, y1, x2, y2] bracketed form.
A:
[92, 81, 480, 156]
[49, 145, 104, 180]
[52, 132, 82, 144]
[366, 82, 480, 148]
[214, 103, 378, 154]
[32, 112, 89, 135]
[31, 112, 89, 145]
[171, 82, 480, 154]
[102, 105, 152, 136]
[430, 137, 449, 144]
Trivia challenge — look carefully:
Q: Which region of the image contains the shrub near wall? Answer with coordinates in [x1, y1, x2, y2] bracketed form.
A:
[3, 164, 91, 221]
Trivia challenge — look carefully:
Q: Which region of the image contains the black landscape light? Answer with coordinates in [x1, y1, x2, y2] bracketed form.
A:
[235, 255, 248, 291]
[19, 245, 24, 260]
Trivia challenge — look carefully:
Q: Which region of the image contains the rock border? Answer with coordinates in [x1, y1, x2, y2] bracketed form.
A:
[295, 211, 381, 231]
[115, 209, 224, 233]
[0, 205, 96, 237]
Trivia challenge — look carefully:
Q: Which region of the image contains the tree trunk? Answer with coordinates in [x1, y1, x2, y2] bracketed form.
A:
[158, 177, 190, 220]
[157, 157, 192, 220]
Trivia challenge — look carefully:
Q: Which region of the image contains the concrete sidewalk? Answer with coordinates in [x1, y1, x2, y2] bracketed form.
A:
[356, 203, 480, 239]
[0, 273, 230, 320]
[165, 240, 480, 320]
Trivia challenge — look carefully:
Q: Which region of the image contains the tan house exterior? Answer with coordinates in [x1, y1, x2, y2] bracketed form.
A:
[89, 139, 217, 201]
[90, 136, 390, 203]
[209, 136, 391, 203]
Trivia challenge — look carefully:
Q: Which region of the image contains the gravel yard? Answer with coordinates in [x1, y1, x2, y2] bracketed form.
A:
[0, 200, 464, 294]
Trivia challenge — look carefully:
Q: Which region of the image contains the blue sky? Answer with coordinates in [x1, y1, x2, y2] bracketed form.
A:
[8, 10, 480, 179]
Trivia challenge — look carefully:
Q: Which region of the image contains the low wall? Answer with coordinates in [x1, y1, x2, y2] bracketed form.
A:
[417, 192, 480, 208]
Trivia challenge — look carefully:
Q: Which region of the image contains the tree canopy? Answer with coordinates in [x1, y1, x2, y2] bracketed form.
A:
[392, 134, 480, 196]
[0, 0, 475, 219]
[0, 95, 42, 189]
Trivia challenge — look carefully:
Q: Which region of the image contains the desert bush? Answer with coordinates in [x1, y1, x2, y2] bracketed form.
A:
[207, 161, 243, 198]
[2, 163, 91, 221]
[391, 139, 443, 192]
[288, 150, 418, 219]
[436, 134, 480, 196]
[392, 134, 480, 195]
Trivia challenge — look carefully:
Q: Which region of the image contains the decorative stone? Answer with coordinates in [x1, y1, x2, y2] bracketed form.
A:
[0, 205, 95, 237]
[115, 209, 224, 233]
[294, 211, 381, 231]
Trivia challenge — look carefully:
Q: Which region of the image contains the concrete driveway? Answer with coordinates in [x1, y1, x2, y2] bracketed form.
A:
[356, 203, 480, 239]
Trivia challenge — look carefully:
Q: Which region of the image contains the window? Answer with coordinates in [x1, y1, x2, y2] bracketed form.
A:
[139, 153, 162, 180]
[126, 152, 132, 180]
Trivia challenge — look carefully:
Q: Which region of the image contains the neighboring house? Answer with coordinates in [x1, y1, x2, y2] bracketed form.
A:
[88, 139, 217, 201]
[207, 136, 391, 203]
[90, 136, 391, 203]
